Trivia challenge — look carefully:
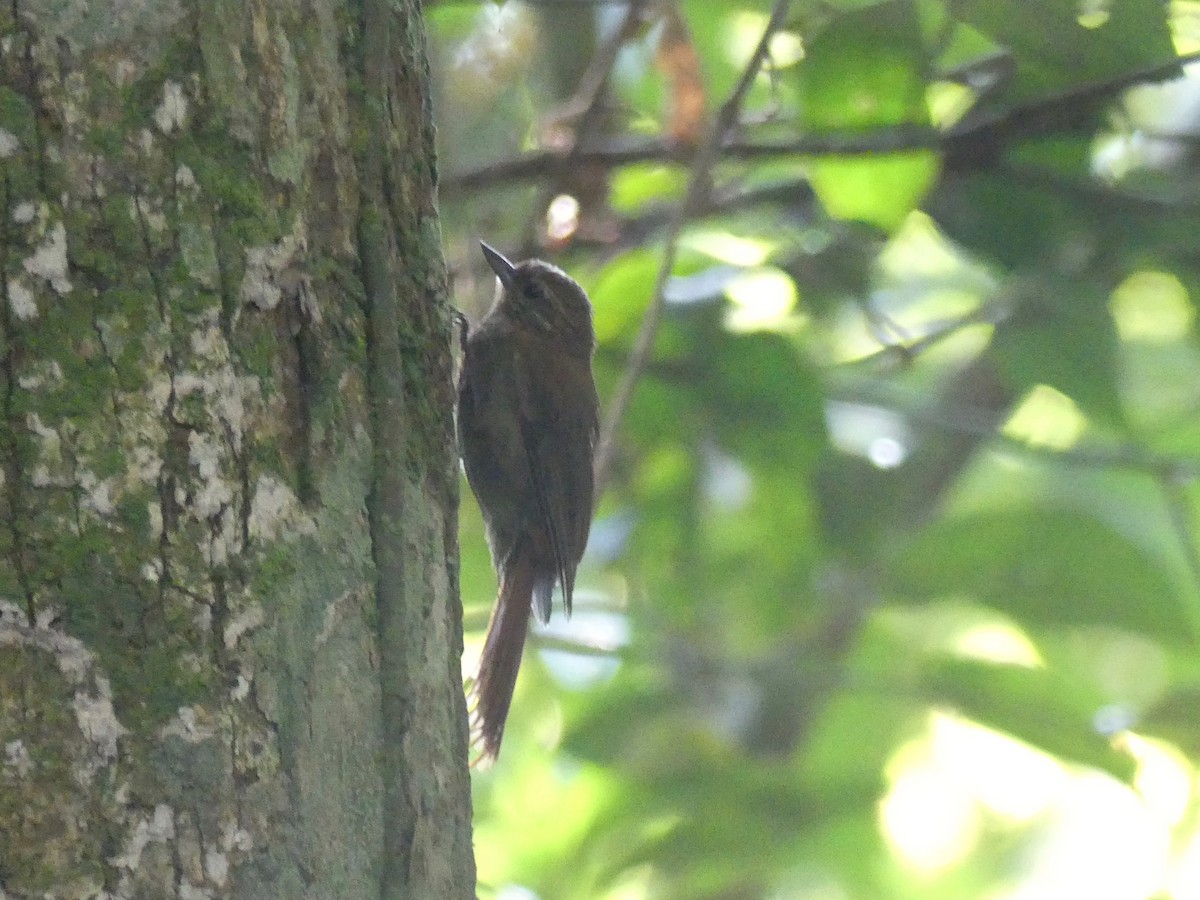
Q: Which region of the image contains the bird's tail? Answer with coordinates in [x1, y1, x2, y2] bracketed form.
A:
[469, 549, 536, 763]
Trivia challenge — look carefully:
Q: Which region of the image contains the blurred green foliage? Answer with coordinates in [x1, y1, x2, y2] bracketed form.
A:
[430, 0, 1200, 896]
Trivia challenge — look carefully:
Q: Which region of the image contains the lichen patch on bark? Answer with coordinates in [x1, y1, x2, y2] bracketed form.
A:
[0, 599, 128, 772]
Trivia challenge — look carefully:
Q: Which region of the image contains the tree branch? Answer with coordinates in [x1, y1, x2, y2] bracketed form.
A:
[444, 50, 1200, 193]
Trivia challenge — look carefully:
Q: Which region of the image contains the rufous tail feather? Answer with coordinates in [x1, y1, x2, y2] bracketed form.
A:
[470, 551, 535, 762]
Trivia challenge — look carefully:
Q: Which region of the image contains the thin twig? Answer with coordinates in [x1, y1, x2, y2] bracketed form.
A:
[592, 0, 793, 495]
[839, 302, 1004, 372]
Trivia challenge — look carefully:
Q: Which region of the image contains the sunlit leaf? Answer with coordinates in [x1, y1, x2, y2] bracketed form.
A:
[609, 164, 688, 215]
[796, 1, 937, 229]
[918, 658, 1135, 781]
[587, 249, 660, 344]
[808, 151, 940, 231]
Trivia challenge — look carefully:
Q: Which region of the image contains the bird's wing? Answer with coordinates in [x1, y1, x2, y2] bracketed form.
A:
[513, 339, 598, 621]
[458, 324, 532, 572]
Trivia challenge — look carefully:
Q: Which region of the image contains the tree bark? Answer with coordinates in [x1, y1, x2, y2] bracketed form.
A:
[0, 1, 474, 897]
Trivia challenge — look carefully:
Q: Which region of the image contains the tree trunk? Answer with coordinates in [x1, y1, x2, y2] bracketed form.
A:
[0, 1, 475, 897]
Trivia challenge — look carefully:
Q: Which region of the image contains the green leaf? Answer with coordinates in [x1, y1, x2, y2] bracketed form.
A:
[564, 668, 679, 764]
[1143, 684, 1200, 754]
[587, 249, 660, 345]
[919, 658, 1135, 781]
[799, 2, 928, 132]
[926, 168, 1096, 271]
[808, 151, 940, 231]
[893, 507, 1195, 644]
[610, 164, 688, 215]
[992, 275, 1127, 429]
[682, 0, 781, 108]
[707, 331, 827, 464]
[796, 2, 937, 229]
[954, 0, 1177, 106]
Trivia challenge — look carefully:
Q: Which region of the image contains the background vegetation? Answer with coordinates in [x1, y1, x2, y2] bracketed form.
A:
[431, 1, 1200, 896]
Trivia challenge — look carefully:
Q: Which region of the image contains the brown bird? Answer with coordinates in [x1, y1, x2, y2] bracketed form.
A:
[458, 241, 599, 762]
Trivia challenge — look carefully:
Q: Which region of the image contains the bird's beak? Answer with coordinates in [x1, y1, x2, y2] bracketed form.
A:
[480, 241, 517, 291]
